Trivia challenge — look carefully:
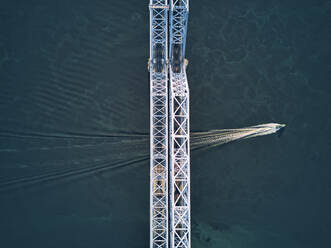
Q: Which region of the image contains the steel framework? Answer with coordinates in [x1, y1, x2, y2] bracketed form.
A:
[149, 1, 190, 248]
[169, 1, 190, 248]
[149, 1, 169, 248]
[169, 69, 190, 248]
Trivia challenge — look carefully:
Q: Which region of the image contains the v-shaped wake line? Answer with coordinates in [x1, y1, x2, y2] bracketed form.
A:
[191, 123, 286, 150]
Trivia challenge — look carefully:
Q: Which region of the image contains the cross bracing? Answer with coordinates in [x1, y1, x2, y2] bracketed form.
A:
[149, 0, 190, 248]
[169, 1, 190, 246]
[169, 0, 189, 70]
[169, 68, 190, 248]
[149, 1, 169, 248]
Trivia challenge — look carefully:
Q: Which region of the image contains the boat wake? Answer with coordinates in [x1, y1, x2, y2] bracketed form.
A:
[0, 123, 285, 192]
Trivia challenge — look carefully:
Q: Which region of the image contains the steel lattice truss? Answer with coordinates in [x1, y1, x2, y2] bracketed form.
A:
[169, 69, 190, 248]
[169, 1, 190, 248]
[149, 0, 190, 248]
[149, 1, 169, 248]
[169, 0, 189, 63]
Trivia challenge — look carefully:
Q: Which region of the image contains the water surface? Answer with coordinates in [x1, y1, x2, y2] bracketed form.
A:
[0, 0, 330, 247]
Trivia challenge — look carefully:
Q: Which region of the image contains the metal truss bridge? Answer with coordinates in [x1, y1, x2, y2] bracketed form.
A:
[149, 1, 190, 248]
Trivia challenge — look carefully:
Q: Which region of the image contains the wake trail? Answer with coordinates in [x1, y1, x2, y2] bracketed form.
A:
[0, 156, 148, 192]
[191, 123, 285, 151]
[0, 123, 285, 191]
[0, 130, 148, 140]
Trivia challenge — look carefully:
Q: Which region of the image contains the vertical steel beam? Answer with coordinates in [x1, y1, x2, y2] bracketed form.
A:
[149, 1, 169, 248]
[169, 1, 190, 248]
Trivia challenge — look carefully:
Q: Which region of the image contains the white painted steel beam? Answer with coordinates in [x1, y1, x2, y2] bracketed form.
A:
[169, 1, 190, 248]
[149, 1, 169, 248]
[149, 1, 190, 247]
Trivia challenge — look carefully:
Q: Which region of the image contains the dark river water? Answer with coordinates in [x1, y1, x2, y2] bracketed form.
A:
[0, 0, 330, 247]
